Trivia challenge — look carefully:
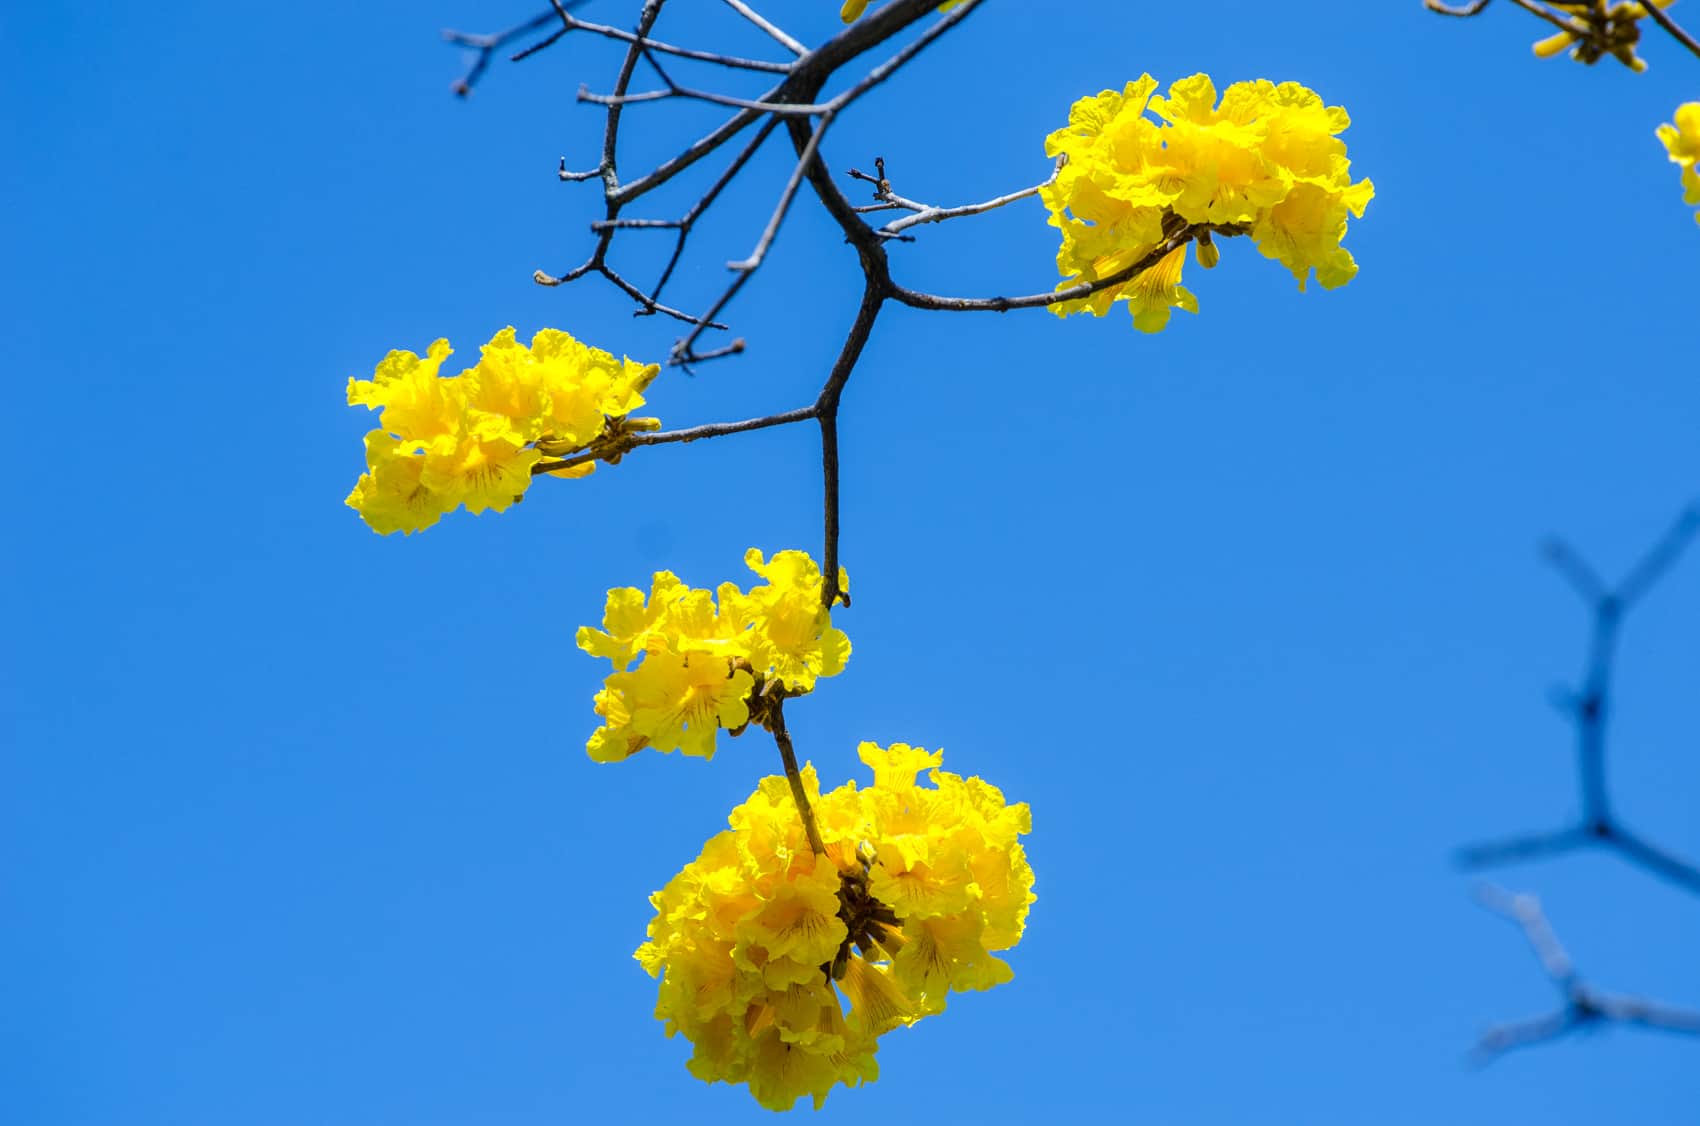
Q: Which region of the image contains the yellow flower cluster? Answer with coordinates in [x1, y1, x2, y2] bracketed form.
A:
[1532, 1, 1675, 72]
[839, 0, 962, 22]
[576, 550, 851, 762]
[345, 327, 659, 535]
[1658, 102, 1700, 226]
[636, 743, 1035, 1111]
[1042, 73, 1374, 333]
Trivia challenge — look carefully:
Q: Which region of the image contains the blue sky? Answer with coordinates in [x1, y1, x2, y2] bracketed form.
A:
[4, 1, 1698, 1122]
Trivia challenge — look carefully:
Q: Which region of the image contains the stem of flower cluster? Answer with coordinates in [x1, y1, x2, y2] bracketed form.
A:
[766, 699, 827, 855]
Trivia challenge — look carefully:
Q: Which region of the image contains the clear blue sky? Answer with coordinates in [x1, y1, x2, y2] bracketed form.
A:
[4, 2, 1698, 1122]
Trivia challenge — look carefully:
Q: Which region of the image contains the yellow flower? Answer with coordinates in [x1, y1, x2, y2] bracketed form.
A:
[342, 430, 451, 536]
[1658, 101, 1700, 224]
[575, 551, 850, 762]
[588, 651, 755, 762]
[344, 327, 658, 535]
[635, 744, 1035, 1110]
[719, 549, 851, 693]
[346, 339, 462, 446]
[1042, 72, 1373, 331]
[1122, 244, 1198, 334]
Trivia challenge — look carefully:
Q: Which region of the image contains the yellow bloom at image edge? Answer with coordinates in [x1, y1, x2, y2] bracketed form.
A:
[1657, 102, 1700, 225]
[636, 743, 1035, 1111]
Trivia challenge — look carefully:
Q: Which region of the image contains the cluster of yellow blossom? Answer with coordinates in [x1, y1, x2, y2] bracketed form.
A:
[1531, 1, 1675, 72]
[345, 327, 659, 535]
[1041, 73, 1374, 333]
[839, 0, 962, 23]
[576, 550, 850, 762]
[636, 742, 1035, 1111]
[1658, 101, 1700, 225]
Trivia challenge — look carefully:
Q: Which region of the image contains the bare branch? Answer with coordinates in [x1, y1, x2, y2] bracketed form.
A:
[1460, 503, 1700, 895]
[873, 156, 1065, 237]
[1540, 537, 1609, 606]
[1469, 884, 1700, 1064]
[1618, 503, 1700, 608]
[729, 114, 833, 272]
[514, 10, 792, 73]
[1475, 884, 1577, 985]
[1457, 827, 1591, 870]
[1637, 0, 1700, 61]
[530, 404, 817, 477]
[720, 0, 808, 57]
[1425, 0, 1493, 14]
[578, 82, 827, 116]
[822, 0, 985, 115]
[892, 227, 1197, 313]
[443, 12, 559, 96]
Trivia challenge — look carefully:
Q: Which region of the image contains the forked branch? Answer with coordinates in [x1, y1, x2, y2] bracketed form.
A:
[1458, 504, 1700, 897]
[1470, 884, 1700, 1063]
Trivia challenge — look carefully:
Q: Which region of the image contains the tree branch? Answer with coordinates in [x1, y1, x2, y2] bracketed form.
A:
[720, 0, 807, 57]
[767, 698, 827, 856]
[530, 405, 817, 476]
[1459, 503, 1700, 895]
[1469, 884, 1700, 1064]
[1637, 0, 1700, 61]
[849, 154, 1066, 239]
[892, 226, 1197, 313]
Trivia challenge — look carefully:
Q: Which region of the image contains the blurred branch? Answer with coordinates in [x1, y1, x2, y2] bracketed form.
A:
[1470, 884, 1700, 1063]
[1457, 503, 1700, 897]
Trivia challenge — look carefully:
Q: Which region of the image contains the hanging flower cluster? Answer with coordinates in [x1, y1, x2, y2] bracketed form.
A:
[839, 0, 962, 22]
[345, 327, 660, 535]
[1041, 73, 1374, 333]
[1531, 1, 1676, 72]
[576, 550, 851, 762]
[636, 742, 1036, 1112]
[1658, 101, 1700, 225]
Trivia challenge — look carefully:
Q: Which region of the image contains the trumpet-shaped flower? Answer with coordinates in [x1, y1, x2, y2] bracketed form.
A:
[635, 744, 1035, 1110]
[1042, 73, 1373, 331]
[576, 551, 851, 762]
[1657, 101, 1700, 225]
[344, 327, 658, 534]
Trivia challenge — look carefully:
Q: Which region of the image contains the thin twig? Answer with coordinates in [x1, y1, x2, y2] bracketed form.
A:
[720, 0, 808, 57]
[1506, 0, 1591, 36]
[1637, 0, 1700, 61]
[1469, 884, 1700, 1064]
[729, 114, 833, 271]
[529, 405, 817, 476]
[515, 11, 791, 72]
[869, 155, 1066, 238]
[892, 226, 1197, 313]
[443, 12, 559, 96]
[1458, 504, 1700, 897]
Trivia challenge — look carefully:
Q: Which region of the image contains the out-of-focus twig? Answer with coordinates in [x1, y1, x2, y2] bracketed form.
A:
[1458, 504, 1700, 897]
[1470, 884, 1700, 1063]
